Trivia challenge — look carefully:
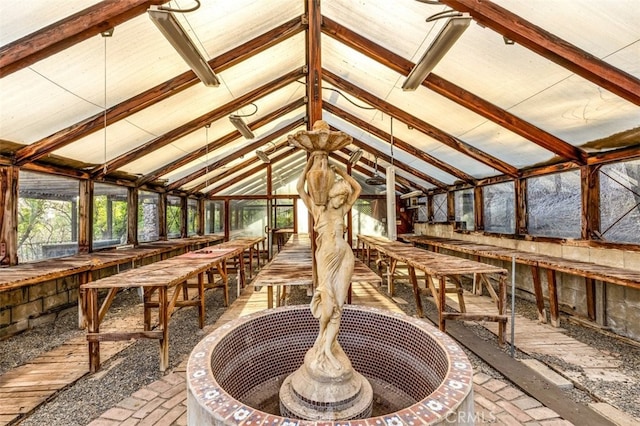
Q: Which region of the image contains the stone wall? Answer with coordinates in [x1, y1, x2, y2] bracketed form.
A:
[413, 223, 640, 342]
[0, 247, 187, 339]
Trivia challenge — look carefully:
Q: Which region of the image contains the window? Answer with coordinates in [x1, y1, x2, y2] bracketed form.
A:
[352, 199, 387, 237]
[138, 191, 159, 243]
[187, 198, 199, 236]
[93, 182, 127, 249]
[599, 159, 640, 244]
[432, 193, 447, 223]
[205, 200, 224, 234]
[166, 195, 182, 238]
[230, 199, 267, 238]
[454, 189, 474, 231]
[527, 171, 581, 238]
[484, 182, 515, 234]
[18, 171, 79, 261]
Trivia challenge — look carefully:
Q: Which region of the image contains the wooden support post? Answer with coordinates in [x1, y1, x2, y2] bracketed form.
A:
[581, 165, 600, 240]
[78, 179, 93, 253]
[198, 272, 205, 329]
[180, 196, 188, 238]
[530, 265, 547, 323]
[158, 193, 167, 241]
[127, 187, 138, 246]
[446, 191, 455, 223]
[515, 178, 527, 235]
[0, 165, 18, 265]
[474, 185, 484, 232]
[546, 269, 560, 327]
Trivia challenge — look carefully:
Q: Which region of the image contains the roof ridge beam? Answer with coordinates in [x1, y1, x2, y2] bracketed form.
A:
[13, 16, 305, 166]
[440, 0, 640, 106]
[91, 68, 305, 178]
[323, 69, 519, 177]
[321, 16, 588, 165]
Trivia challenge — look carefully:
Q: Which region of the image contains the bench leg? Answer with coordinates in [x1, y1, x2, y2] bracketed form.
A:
[585, 277, 596, 321]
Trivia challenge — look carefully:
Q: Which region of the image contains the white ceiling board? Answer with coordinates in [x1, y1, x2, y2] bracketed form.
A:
[0, 0, 102, 45]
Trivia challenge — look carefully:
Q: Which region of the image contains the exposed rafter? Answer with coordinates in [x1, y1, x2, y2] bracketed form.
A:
[0, 0, 169, 78]
[13, 17, 305, 166]
[325, 103, 476, 184]
[328, 152, 416, 193]
[323, 69, 519, 177]
[137, 99, 306, 187]
[441, 0, 640, 106]
[166, 119, 305, 192]
[91, 68, 305, 178]
[322, 16, 588, 165]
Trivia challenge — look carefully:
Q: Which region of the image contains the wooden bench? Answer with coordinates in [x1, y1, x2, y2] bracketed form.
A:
[252, 234, 381, 308]
[358, 234, 509, 345]
[400, 234, 640, 328]
[80, 237, 264, 372]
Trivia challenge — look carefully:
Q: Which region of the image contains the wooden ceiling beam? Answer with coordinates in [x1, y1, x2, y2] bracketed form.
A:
[137, 99, 305, 186]
[441, 0, 640, 106]
[325, 103, 475, 184]
[0, 0, 169, 78]
[339, 138, 446, 189]
[324, 70, 518, 177]
[306, 0, 323, 127]
[166, 119, 304, 191]
[91, 68, 305, 178]
[205, 147, 294, 196]
[328, 152, 415, 193]
[13, 17, 305, 166]
[322, 16, 587, 165]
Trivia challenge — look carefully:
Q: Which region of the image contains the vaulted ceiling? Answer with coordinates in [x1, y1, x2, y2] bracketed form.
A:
[1, 0, 639, 197]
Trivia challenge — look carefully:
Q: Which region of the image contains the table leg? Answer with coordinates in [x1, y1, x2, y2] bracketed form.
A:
[439, 276, 446, 332]
[198, 272, 205, 329]
[86, 288, 100, 373]
[238, 252, 246, 289]
[408, 266, 424, 318]
[267, 286, 273, 309]
[530, 265, 547, 323]
[159, 287, 169, 372]
[546, 269, 560, 327]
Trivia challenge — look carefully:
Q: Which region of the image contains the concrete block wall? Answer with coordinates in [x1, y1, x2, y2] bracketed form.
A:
[414, 223, 640, 341]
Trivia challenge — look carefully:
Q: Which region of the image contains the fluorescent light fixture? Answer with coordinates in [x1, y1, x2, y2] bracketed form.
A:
[148, 8, 219, 87]
[255, 150, 270, 163]
[400, 190, 423, 199]
[348, 149, 363, 165]
[229, 114, 255, 139]
[402, 14, 471, 91]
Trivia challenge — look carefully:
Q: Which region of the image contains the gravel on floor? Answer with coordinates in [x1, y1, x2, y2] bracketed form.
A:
[3, 268, 640, 424]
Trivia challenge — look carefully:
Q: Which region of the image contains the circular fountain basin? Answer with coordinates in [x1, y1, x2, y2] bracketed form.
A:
[187, 305, 474, 425]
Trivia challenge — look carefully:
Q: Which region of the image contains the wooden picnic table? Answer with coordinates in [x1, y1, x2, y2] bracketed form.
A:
[358, 234, 508, 345]
[81, 237, 263, 372]
[252, 234, 381, 308]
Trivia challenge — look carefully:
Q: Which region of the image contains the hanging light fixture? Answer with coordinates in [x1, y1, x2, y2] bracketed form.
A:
[148, 1, 220, 87]
[402, 12, 471, 91]
[230, 103, 258, 139]
[365, 156, 386, 185]
[255, 141, 275, 163]
[348, 149, 363, 165]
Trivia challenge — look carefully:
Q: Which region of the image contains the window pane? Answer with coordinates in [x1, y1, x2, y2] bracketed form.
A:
[138, 190, 159, 242]
[230, 199, 267, 238]
[600, 159, 640, 244]
[187, 198, 198, 236]
[454, 189, 474, 231]
[484, 182, 515, 234]
[432, 193, 447, 223]
[18, 171, 79, 261]
[205, 200, 224, 234]
[166, 195, 182, 239]
[352, 199, 387, 237]
[527, 171, 581, 238]
[93, 183, 128, 248]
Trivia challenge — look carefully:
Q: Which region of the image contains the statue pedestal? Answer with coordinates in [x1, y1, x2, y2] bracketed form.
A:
[279, 344, 373, 421]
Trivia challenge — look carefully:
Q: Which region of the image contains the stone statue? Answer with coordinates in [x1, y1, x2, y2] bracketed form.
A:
[297, 154, 361, 374]
[280, 120, 373, 421]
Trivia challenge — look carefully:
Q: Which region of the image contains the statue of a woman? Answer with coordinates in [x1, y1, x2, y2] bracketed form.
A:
[297, 153, 361, 374]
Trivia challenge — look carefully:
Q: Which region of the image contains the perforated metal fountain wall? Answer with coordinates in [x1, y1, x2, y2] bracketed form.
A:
[187, 305, 474, 425]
